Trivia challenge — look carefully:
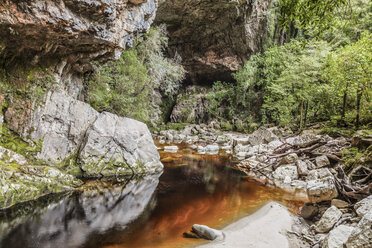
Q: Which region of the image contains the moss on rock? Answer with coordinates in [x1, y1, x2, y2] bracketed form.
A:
[0, 163, 83, 209]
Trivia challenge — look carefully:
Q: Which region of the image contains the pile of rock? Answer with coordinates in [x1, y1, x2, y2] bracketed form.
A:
[300, 196, 372, 247]
[154, 124, 372, 247]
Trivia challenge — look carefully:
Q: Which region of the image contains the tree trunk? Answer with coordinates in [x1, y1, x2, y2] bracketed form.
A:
[356, 84, 363, 129]
[341, 83, 349, 121]
[304, 101, 308, 127]
[341, 82, 349, 125]
[299, 101, 304, 130]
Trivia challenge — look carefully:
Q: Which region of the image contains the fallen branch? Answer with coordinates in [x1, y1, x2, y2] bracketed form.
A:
[269, 142, 326, 159]
[310, 152, 342, 162]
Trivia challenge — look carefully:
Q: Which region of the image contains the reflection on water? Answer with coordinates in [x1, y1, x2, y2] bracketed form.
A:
[0, 144, 304, 248]
[0, 175, 160, 248]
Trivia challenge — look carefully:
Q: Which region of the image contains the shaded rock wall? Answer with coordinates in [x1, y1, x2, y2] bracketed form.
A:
[155, 0, 271, 85]
[0, 0, 157, 71]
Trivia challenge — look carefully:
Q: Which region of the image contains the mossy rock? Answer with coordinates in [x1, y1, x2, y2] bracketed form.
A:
[0, 163, 83, 209]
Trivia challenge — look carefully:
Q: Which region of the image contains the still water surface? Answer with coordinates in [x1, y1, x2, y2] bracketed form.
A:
[0, 144, 303, 248]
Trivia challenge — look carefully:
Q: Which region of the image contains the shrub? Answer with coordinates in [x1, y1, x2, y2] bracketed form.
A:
[87, 26, 185, 124]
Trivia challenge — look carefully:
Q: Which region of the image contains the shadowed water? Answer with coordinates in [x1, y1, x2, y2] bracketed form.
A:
[0, 145, 303, 248]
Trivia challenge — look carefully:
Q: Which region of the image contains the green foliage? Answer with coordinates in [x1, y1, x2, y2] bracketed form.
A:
[323, 32, 372, 127]
[207, 40, 336, 129]
[320, 0, 372, 46]
[0, 124, 43, 164]
[87, 27, 184, 124]
[0, 66, 56, 104]
[278, 0, 348, 35]
[151, 122, 189, 132]
[342, 146, 372, 174]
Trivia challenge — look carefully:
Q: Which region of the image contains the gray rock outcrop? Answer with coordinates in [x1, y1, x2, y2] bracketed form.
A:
[28, 91, 162, 177]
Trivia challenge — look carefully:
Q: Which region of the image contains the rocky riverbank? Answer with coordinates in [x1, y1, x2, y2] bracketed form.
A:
[153, 124, 372, 247]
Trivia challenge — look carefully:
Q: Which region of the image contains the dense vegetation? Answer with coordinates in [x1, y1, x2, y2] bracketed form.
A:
[206, 0, 371, 132]
[87, 26, 185, 125]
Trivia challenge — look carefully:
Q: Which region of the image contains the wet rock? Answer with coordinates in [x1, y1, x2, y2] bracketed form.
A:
[354, 195, 372, 217]
[296, 160, 309, 175]
[346, 210, 372, 247]
[192, 224, 223, 240]
[281, 180, 308, 200]
[315, 206, 342, 233]
[322, 225, 354, 248]
[331, 199, 349, 208]
[315, 155, 330, 168]
[164, 146, 179, 153]
[307, 177, 338, 203]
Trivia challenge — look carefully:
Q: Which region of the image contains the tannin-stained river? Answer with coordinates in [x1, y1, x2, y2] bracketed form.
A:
[0, 144, 304, 248]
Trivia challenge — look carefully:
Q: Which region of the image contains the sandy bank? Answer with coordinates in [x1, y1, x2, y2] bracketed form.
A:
[197, 202, 309, 248]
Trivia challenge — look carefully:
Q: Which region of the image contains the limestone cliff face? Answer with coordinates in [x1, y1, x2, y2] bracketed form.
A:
[0, 0, 157, 71]
[155, 0, 271, 84]
[0, 0, 162, 179]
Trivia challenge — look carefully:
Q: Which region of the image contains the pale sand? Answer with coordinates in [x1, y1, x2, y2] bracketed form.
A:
[197, 202, 308, 248]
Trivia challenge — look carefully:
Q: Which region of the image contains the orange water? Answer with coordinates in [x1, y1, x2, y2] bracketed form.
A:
[0, 143, 304, 248]
[99, 144, 304, 248]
